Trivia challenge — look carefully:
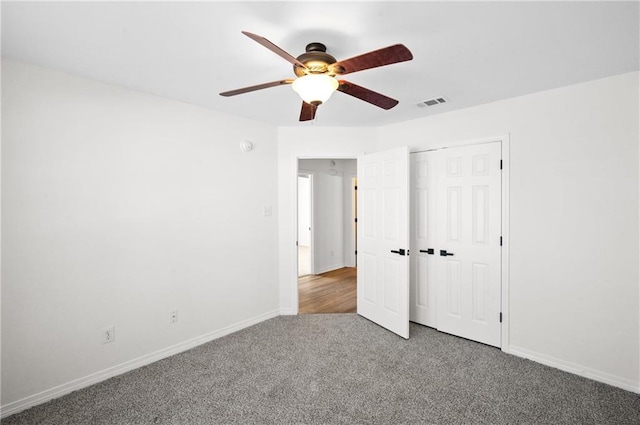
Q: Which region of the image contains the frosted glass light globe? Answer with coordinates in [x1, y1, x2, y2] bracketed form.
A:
[292, 74, 339, 105]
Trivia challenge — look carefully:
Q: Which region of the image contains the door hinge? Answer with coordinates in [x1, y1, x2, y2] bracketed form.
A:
[355, 218, 358, 223]
[355, 185, 358, 190]
[296, 241, 298, 246]
[499, 312, 503, 323]
[355, 250, 357, 255]
[500, 236, 503, 246]
[500, 160, 503, 170]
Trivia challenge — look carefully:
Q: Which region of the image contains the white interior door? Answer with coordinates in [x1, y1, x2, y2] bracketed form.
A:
[436, 142, 502, 347]
[410, 151, 438, 327]
[357, 147, 410, 339]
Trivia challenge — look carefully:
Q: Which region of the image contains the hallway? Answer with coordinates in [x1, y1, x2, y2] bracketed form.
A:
[298, 267, 356, 314]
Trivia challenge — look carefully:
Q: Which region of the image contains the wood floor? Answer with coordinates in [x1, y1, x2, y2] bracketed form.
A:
[298, 267, 356, 314]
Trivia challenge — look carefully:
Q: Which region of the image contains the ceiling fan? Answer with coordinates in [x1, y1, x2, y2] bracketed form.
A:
[220, 31, 413, 121]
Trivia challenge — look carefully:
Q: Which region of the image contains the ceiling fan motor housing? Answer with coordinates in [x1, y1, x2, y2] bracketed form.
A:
[294, 42, 338, 76]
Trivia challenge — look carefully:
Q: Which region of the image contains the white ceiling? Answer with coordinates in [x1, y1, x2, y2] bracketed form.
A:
[2, 1, 638, 127]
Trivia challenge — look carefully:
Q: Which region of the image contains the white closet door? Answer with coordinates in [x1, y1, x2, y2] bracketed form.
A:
[410, 151, 438, 327]
[357, 147, 410, 339]
[436, 142, 502, 347]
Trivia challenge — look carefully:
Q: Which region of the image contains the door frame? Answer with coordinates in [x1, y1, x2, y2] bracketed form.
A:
[411, 134, 510, 352]
[297, 172, 315, 276]
[350, 176, 358, 267]
[283, 135, 509, 351]
[289, 155, 360, 315]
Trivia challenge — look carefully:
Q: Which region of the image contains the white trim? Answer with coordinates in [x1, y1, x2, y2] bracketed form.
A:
[313, 264, 347, 275]
[637, 48, 640, 401]
[509, 345, 640, 394]
[290, 153, 362, 314]
[500, 134, 511, 353]
[1, 309, 280, 419]
[410, 134, 509, 153]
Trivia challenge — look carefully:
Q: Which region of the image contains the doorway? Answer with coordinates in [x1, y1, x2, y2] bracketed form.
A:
[287, 138, 509, 345]
[297, 173, 313, 276]
[297, 158, 357, 314]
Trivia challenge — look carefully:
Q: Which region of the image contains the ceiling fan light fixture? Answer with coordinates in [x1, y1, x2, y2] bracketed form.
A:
[292, 74, 339, 105]
[221, 32, 414, 121]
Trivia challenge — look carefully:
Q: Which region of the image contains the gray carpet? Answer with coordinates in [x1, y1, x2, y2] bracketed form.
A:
[3, 314, 639, 424]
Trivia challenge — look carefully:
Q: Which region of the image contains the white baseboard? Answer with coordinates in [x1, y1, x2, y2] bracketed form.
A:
[509, 345, 639, 394]
[314, 263, 346, 275]
[279, 308, 298, 315]
[1, 309, 281, 419]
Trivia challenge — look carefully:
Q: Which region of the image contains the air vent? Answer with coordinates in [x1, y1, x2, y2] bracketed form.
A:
[418, 97, 447, 107]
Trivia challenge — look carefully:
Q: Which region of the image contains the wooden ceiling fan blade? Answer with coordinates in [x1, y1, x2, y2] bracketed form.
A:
[299, 101, 317, 121]
[330, 44, 413, 75]
[242, 31, 308, 70]
[220, 79, 293, 97]
[337, 80, 399, 110]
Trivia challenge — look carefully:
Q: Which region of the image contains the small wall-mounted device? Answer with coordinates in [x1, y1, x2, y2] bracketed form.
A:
[240, 140, 253, 152]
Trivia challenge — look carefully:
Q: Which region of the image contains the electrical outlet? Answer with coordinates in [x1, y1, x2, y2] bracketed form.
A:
[170, 310, 178, 324]
[102, 326, 115, 344]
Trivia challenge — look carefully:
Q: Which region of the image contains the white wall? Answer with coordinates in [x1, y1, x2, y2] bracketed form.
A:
[1, 59, 280, 411]
[299, 159, 357, 273]
[312, 172, 344, 273]
[377, 71, 640, 392]
[278, 128, 372, 314]
[3, 58, 638, 418]
[299, 160, 344, 274]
